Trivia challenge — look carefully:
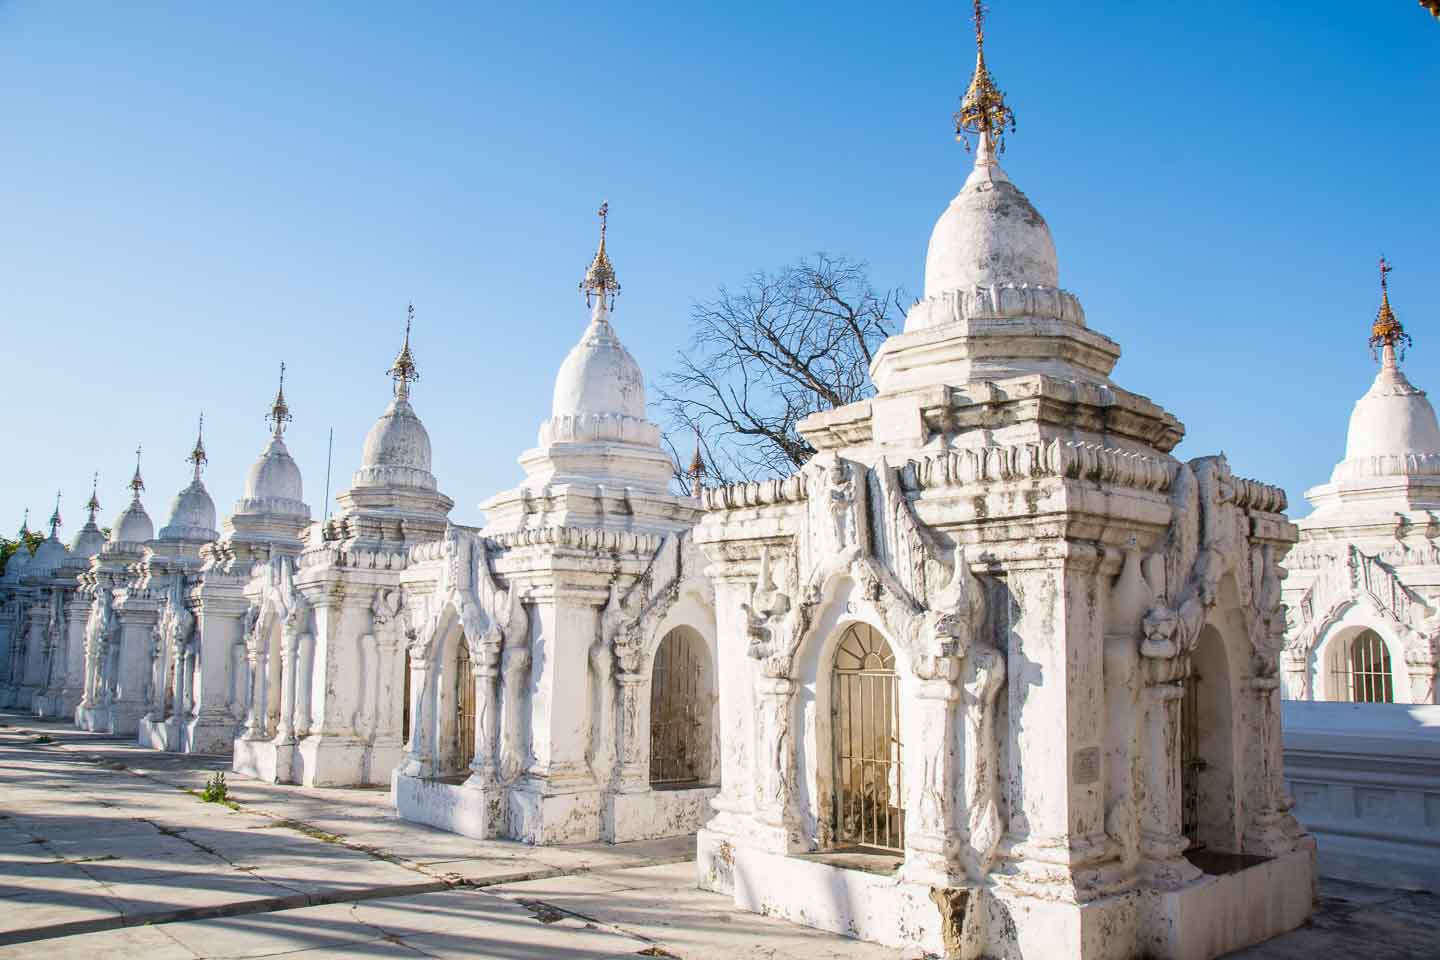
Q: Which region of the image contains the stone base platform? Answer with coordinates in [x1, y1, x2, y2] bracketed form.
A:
[235, 734, 400, 787]
[32, 687, 79, 720]
[138, 715, 236, 754]
[394, 772, 719, 845]
[698, 829, 1315, 959]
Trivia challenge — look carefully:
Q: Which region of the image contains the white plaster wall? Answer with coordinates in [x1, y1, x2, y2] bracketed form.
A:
[1283, 700, 1440, 892]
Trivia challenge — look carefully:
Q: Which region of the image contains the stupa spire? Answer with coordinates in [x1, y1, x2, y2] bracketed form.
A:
[388, 304, 420, 400]
[954, 0, 1017, 160]
[48, 491, 61, 538]
[268, 362, 293, 438]
[1369, 256, 1411, 369]
[18, 508, 29, 538]
[129, 446, 145, 500]
[86, 472, 101, 522]
[188, 414, 208, 481]
[687, 425, 707, 493]
[580, 202, 621, 312]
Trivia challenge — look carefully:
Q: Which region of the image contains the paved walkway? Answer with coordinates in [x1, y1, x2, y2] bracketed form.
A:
[1, 713, 1435, 958]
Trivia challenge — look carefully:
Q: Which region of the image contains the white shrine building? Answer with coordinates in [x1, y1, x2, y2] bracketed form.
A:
[392, 207, 719, 843]
[689, 14, 1313, 960]
[1281, 261, 1440, 705]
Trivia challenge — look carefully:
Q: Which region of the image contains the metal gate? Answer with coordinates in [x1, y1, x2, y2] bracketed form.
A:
[1180, 670, 1204, 849]
[454, 637, 475, 772]
[402, 650, 411, 743]
[650, 627, 704, 785]
[831, 623, 904, 853]
[1344, 630, 1394, 703]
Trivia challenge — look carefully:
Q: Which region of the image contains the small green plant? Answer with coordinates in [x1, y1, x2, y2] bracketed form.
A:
[200, 771, 230, 804]
[32, 734, 53, 744]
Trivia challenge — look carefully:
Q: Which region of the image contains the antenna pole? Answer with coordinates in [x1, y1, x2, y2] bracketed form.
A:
[323, 427, 334, 523]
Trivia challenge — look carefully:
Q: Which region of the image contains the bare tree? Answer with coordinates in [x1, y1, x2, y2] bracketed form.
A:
[658, 254, 904, 491]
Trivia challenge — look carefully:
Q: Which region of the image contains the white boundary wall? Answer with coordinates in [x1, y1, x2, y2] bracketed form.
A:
[1282, 700, 1440, 892]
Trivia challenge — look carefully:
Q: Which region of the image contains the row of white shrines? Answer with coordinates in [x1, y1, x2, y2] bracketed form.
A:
[0, 130, 1318, 960]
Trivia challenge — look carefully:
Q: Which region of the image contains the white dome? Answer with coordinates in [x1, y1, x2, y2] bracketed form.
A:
[924, 155, 1058, 298]
[351, 393, 437, 491]
[1332, 361, 1440, 482]
[69, 522, 106, 558]
[551, 307, 646, 421]
[111, 499, 154, 544]
[3, 545, 32, 582]
[245, 436, 304, 503]
[159, 480, 218, 542]
[31, 535, 68, 573]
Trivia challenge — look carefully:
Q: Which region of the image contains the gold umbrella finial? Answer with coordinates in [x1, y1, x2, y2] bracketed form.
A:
[388, 304, 420, 398]
[188, 413, 208, 481]
[1369, 256, 1412, 367]
[580, 202, 621, 311]
[268, 361, 293, 438]
[954, 0, 1017, 154]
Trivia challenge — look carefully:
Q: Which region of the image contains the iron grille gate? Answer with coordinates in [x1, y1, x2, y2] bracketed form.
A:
[454, 638, 475, 772]
[650, 627, 704, 785]
[1180, 670, 1203, 849]
[831, 624, 904, 853]
[1334, 630, 1394, 703]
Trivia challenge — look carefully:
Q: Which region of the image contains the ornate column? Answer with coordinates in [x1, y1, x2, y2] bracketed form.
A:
[1136, 649, 1196, 888]
[614, 671, 648, 791]
[752, 673, 795, 831]
[903, 654, 961, 885]
[293, 631, 316, 737]
[401, 633, 436, 778]
[466, 631, 502, 785]
[499, 631, 531, 781]
[274, 626, 300, 744]
[1406, 635, 1439, 704]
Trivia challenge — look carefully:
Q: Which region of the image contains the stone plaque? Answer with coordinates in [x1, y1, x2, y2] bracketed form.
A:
[1072, 746, 1100, 785]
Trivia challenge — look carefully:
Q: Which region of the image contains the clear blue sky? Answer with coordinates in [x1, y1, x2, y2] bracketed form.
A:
[2, 1, 1436, 533]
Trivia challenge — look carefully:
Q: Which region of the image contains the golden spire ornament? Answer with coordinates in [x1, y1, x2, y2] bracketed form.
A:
[129, 446, 145, 499]
[580, 202, 621, 311]
[188, 414, 208, 481]
[687, 425, 708, 492]
[1369, 256, 1412, 366]
[388, 304, 420, 399]
[48, 491, 61, 538]
[954, 0, 1017, 153]
[268, 362, 293, 438]
[86, 472, 101, 522]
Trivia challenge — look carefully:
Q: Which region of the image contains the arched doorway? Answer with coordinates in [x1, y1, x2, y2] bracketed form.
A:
[649, 626, 712, 786]
[452, 635, 475, 774]
[830, 623, 903, 853]
[1181, 625, 1239, 854]
[1325, 628, 1395, 703]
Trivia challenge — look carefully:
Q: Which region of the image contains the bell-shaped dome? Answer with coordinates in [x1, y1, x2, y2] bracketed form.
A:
[350, 393, 437, 491]
[111, 498, 154, 544]
[2, 544, 32, 582]
[31, 535, 68, 573]
[70, 522, 106, 559]
[159, 480, 218, 542]
[246, 436, 304, 503]
[1331, 357, 1440, 483]
[924, 143, 1058, 299]
[551, 303, 646, 420]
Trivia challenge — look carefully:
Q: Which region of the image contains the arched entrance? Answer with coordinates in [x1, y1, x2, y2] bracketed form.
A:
[452, 635, 475, 775]
[1181, 625, 1239, 854]
[649, 626, 712, 786]
[1325, 628, 1395, 703]
[830, 623, 903, 853]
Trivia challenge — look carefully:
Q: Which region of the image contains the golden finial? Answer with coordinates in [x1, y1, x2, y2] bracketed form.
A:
[687, 425, 707, 491]
[48, 491, 61, 538]
[19, 508, 29, 538]
[388, 304, 420, 398]
[86, 472, 101, 521]
[129, 445, 145, 498]
[267, 361, 293, 438]
[580, 202, 621, 311]
[188, 414, 208, 481]
[954, 0, 1017, 153]
[1369, 256, 1412, 366]
[1423, 1, 1440, 22]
